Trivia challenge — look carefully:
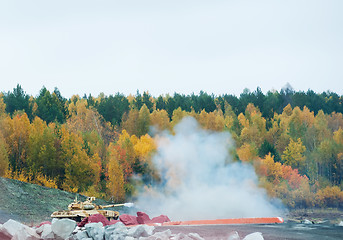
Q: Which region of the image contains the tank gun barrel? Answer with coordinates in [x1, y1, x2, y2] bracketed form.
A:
[99, 203, 134, 209]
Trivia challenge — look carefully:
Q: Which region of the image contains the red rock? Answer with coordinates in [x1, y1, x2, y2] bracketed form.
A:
[151, 215, 171, 223]
[88, 214, 110, 226]
[77, 214, 110, 227]
[119, 214, 139, 225]
[136, 212, 152, 224]
[77, 217, 89, 227]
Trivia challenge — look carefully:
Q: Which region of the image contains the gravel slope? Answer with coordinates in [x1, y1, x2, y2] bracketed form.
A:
[0, 177, 115, 224]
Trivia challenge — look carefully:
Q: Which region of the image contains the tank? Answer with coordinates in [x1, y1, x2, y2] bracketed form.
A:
[51, 197, 125, 222]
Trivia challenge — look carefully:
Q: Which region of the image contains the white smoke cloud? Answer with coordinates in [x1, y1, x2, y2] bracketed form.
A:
[136, 117, 283, 221]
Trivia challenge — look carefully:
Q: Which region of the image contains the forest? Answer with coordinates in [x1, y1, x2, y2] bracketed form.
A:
[0, 84, 343, 209]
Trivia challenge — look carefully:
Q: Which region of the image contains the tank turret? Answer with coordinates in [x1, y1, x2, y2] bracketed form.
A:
[51, 197, 130, 222]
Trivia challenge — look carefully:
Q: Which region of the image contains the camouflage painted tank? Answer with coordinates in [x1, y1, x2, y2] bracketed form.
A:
[51, 197, 126, 222]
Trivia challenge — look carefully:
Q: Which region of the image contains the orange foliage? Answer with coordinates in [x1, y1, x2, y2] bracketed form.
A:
[115, 144, 133, 181]
[106, 143, 125, 202]
[150, 109, 170, 131]
[5, 168, 57, 189]
[258, 154, 314, 208]
[237, 143, 258, 162]
[1, 113, 31, 171]
[258, 153, 311, 201]
[134, 134, 156, 162]
[315, 186, 343, 208]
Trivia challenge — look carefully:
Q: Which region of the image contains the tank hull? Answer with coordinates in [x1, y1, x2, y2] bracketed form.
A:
[51, 209, 119, 221]
[51, 196, 121, 222]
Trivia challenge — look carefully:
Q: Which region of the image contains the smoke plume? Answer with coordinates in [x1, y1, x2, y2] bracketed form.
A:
[136, 117, 283, 220]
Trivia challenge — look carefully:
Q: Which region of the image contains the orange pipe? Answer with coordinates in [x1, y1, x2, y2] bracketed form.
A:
[161, 217, 284, 226]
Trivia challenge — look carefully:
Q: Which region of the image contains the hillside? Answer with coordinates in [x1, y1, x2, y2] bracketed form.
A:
[0, 177, 119, 225]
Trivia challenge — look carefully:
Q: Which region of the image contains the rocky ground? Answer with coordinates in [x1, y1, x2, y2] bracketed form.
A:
[1, 214, 343, 240]
[0, 218, 272, 240]
[286, 208, 343, 224]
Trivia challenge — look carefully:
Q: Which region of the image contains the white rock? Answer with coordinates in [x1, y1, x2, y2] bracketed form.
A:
[71, 230, 90, 240]
[139, 235, 166, 240]
[12, 232, 39, 240]
[188, 232, 205, 240]
[125, 237, 135, 240]
[106, 222, 127, 233]
[138, 237, 151, 240]
[227, 231, 240, 240]
[142, 225, 155, 236]
[52, 218, 77, 240]
[12, 226, 41, 240]
[107, 234, 126, 240]
[112, 222, 126, 229]
[3, 219, 40, 240]
[107, 229, 129, 237]
[127, 225, 150, 238]
[173, 232, 193, 240]
[40, 224, 55, 240]
[3, 219, 26, 237]
[85, 222, 104, 240]
[152, 229, 172, 240]
[338, 221, 343, 226]
[303, 219, 313, 224]
[105, 222, 128, 240]
[243, 232, 264, 240]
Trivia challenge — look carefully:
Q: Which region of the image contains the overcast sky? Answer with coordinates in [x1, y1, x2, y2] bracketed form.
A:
[0, 0, 342, 98]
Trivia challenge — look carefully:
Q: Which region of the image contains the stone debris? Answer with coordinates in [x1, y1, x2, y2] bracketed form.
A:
[128, 225, 156, 238]
[187, 233, 204, 240]
[2, 219, 40, 240]
[172, 232, 193, 240]
[39, 224, 54, 240]
[85, 222, 105, 239]
[302, 219, 314, 224]
[171, 232, 205, 240]
[0, 217, 268, 240]
[70, 228, 89, 240]
[105, 222, 129, 238]
[51, 218, 77, 239]
[150, 229, 172, 240]
[227, 231, 240, 240]
[242, 232, 264, 240]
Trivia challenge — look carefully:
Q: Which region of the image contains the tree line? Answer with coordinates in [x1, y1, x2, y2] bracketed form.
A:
[3, 84, 343, 126]
[1, 84, 343, 208]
